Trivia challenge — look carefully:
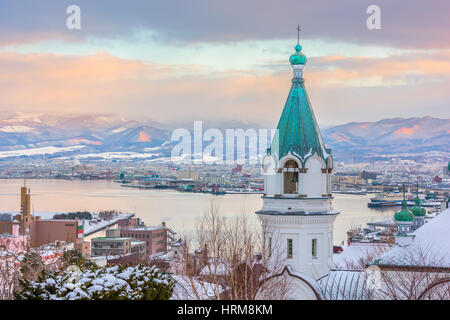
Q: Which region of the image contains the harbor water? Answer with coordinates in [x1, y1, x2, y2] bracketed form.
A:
[0, 179, 398, 244]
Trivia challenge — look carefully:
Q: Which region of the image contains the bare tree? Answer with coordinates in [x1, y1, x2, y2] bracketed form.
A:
[332, 244, 450, 300]
[171, 200, 290, 300]
[0, 237, 27, 300]
[0, 237, 72, 300]
[373, 246, 450, 300]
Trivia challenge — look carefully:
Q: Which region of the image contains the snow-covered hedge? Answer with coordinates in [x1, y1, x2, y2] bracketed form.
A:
[14, 264, 175, 300]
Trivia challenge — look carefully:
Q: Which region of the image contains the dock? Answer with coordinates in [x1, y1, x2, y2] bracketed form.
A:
[83, 213, 135, 236]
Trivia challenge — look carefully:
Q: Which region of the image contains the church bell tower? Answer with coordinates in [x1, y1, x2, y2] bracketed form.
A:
[256, 30, 339, 280]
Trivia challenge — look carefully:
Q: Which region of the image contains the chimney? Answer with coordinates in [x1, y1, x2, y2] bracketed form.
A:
[12, 220, 19, 238]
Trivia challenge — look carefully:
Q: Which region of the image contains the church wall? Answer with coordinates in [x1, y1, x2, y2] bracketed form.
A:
[261, 197, 333, 213]
[259, 214, 337, 280]
[303, 157, 323, 198]
[322, 173, 327, 195]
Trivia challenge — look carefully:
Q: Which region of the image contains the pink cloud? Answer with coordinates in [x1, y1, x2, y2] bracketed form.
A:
[0, 51, 449, 125]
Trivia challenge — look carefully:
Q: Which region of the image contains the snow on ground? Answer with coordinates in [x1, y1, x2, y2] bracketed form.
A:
[111, 127, 127, 133]
[0, 125, 35, 133]
[0, 146, 85, 158]
[3, 112, 42, 123]
[75, 152, 160, 159]
[144, 146, 161, 152]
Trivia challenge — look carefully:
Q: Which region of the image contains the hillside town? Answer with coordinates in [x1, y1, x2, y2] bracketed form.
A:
[1, 38, 449, 301]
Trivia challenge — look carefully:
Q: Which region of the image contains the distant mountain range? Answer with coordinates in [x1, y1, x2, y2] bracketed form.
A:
[0, 113, 448, 162]
[322, 116, 450, 160]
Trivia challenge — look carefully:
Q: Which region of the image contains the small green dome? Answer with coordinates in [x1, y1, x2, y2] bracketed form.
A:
[289, 44, 307, 65]
[411, 198, 426, 217]
[394, 201, 414, 222]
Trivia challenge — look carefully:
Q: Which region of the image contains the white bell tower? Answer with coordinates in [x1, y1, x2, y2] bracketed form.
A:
[256, 40, 338, 280]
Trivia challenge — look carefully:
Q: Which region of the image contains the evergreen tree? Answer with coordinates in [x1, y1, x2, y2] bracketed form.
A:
[14, 264, 175, 300]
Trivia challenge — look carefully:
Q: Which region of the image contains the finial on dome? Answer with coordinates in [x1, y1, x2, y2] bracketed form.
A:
[290, 25, 307, 66]
[394, 184, 414, 222]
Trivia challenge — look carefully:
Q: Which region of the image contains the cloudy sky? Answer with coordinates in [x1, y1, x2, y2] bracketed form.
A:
[1, 0, 449, 126]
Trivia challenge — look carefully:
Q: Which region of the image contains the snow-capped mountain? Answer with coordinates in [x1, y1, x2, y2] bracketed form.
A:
[322, 116, 450, 158]
[0, 113, 448, 161]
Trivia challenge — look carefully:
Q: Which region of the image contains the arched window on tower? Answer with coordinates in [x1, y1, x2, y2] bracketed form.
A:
[283, 160, 299, 194]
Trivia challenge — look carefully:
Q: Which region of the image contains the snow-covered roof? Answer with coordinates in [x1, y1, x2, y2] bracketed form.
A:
[333, 243, 390, 269]
[130, 240, 145, 246]
[200, 261, 230, 276]
[127, 226, 165, 231]
[171, 275, 222, 300]
[371, 207, 450, 268]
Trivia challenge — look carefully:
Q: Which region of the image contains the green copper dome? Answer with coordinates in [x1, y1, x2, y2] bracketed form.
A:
[394, 201, 414, 222]
[411, 197, 426, 217]
[268, 43, 331, 167]
[289, 44, 307, 65]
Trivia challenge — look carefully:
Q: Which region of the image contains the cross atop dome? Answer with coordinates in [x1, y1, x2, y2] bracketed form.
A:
[290, 25, 307, 66]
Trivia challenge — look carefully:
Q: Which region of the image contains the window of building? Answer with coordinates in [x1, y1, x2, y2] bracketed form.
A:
[312, 238, 317, 258]
[287, 239, 293, 259]
[268, 237, 272, 256]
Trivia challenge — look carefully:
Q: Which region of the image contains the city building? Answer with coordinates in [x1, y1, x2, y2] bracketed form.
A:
[118, 217, 143, 229]
[0, 219, 28, 250]
[118, 220, 175, 257]
[203, 174, 227, 185]
[0, 184, 83, 249]
[91, 229, 146, 263]
[231, 164, 243, 174]
[176, 170, 200, 180]
[370, 207, 450, 271]
[443, 162, 450, 177]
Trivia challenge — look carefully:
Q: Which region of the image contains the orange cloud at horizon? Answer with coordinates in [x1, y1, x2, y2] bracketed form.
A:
[1, 51, 450, 124]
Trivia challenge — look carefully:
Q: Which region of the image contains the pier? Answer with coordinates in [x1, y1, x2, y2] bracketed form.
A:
[83, 212, 135, 236]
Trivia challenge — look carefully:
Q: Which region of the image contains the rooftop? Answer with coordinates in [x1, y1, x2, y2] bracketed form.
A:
[91, 237, 129, 241]
[256, 209, 339, 216]
[370, 207, 450, 268]
[126, 225, 166, 231]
